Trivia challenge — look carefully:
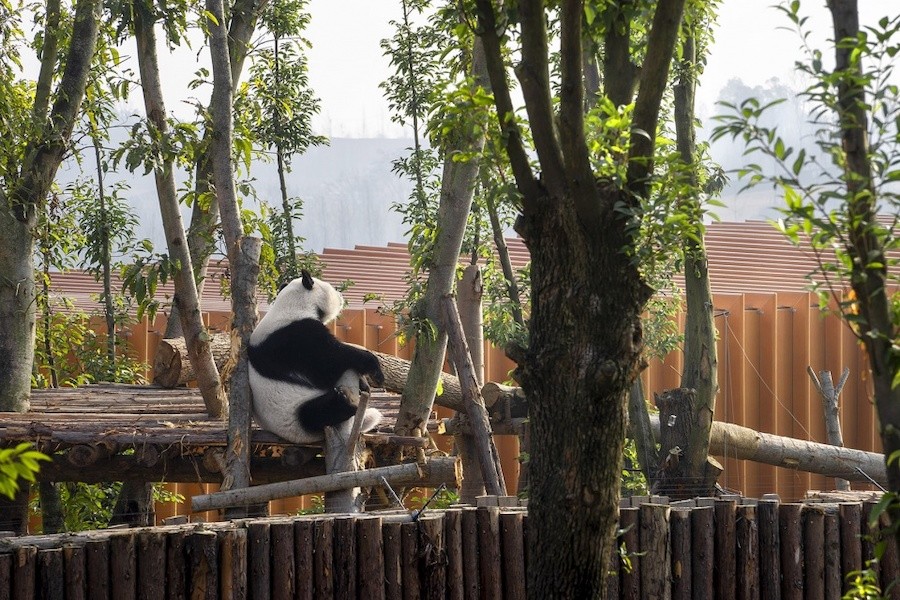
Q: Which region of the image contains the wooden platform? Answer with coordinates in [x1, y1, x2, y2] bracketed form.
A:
[0, 384, 416, 485]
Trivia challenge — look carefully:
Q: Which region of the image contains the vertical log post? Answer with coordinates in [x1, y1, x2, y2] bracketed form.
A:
[803, 506, 825, 600]
[38, 549, 63, 600]
[357, 517, 385, 600]
[691, 505, 714, 600]
[271, 522, 295, 600]
[714, 499, 737, 599]
[456, 265, 488, 503]
[186, 531, 218, 600]
[333, 517, 357, 599]
[294, 521, 314, 600]
[735, 504, 759, 600]
[758, 499, 781, 600]
[670, 508, 692, 600]
[63, 545, 87, 600]
[839, 502, 863, 595]
[477, 506, 502, 599]
[218, 528, 247, 600]
[165, 532, 186, 600]
[136, 531, 166, 600]
[500, 511, 526, 600]
[824, 508, 842, 600]
[620, 507, 641, 600]
[383, 520, 403, 600]
[444, 509, 465, 600]
[461, 507, 480, 600]
[110, 534, 137, 600]
[780, 503, 804, 600]
[807, 367, 851, 491]
[419, 515, 446, 599]
[400, 520, 420, 600]
[640, 503, 672, 600]
[442, 295, 505, 497]
[248, 522, 271, 600]
[314, 518, 334, 599]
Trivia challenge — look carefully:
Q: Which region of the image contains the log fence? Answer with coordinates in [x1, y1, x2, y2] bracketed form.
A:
[2, 497, 898, 599]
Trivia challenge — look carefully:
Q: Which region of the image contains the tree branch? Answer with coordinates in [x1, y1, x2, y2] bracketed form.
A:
[474, 0, 539, 204]
[626, 0, 687, 198]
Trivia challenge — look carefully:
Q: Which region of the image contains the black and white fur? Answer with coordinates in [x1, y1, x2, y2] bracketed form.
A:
[248, 271, 384, 444]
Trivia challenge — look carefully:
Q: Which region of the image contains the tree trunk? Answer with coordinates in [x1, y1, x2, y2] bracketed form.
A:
[475, 1, 686, 596]
[808, 367, 851, 491]
[205, 0, 262, 514]
[0, 0, 101, 412]
[827, 0, 900, 503]
[671, 19, 718, 492]
[39, 482, 65, 534]
[133, 0, 227, 419]
[109, 481, 153, 527]
[455, 265, 488, 502]
[394, 40, 489, 437]
[163, 0, 270, 339]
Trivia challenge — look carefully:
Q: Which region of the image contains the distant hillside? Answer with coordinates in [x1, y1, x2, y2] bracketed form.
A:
[58, 136, 416, 254]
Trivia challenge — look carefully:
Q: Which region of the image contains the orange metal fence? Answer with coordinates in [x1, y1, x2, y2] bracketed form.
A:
[124, 289, 874, 518]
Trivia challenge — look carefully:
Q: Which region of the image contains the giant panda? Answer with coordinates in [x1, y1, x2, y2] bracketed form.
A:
[248, 270, 384, 444]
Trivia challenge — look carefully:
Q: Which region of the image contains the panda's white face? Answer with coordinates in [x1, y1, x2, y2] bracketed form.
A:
[252, 272, 344, 342]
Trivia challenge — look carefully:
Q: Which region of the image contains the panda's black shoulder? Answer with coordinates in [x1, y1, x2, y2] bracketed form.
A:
[248, 318, 350, 388]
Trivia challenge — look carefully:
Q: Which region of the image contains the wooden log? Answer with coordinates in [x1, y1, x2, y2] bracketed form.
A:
[0, 552, 10, 600]
[840, 502, 863, 595]
[442, 296, 506, 496]
[324, 420, 360, 514]
[110, 534, 137, 600]
[153, 335, 232, 388]
[444, 509, 464, 600]
[620, 507, 640, 600]
[218, 528, 247, 600]
[808, 366, 851, 491]
[691, 505, 714, 600]
[165, 531, 188, 600]
[136, 531, 166, 600]
[63, 545, 87, 600]
[38, 549, 64, 600]
[419, 515, 446, 600]
[357, 517, 385, 600]
[85, 539, 110, 600]
[804, 506, 825, 600]
[714, 499, 737, 600]
[248, 522, 271, 600]
[653, 388, 717, 499]
[824, 509, 842, 600]
[670, 508, 691, 600]
[222, 235, 262, 518]
[500, 511, 526, 600]
[270, 522, 295, 600]
[293, 521, 314, 600]
[314, 519, 334, 600]
[878, 509, 900, 600]
[640, 503, 671, 600]
[460, 507, 480, 600]
[401, 520, 420, 600]
[186, 531, 218, 600]
[780, 503, 804, 600]
[191, 456, 461, 512]
[736, 504, 760, 600]
[477, 506, 502, 600]
[333, 517, 357, 600]
[757, 500, 781, 600]
[11, 545, 36, 600]
[383, 520, 403, 600]
[862, 500, 880, 583]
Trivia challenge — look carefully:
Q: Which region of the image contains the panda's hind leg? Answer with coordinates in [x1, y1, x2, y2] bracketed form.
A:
[296, 388, 358, 432]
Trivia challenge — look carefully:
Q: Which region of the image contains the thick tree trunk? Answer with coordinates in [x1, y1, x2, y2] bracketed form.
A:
[108, 481, 153, 527]
[133, 1, 227, 419]
[475, 0, 686, 596]
[395, 41, 489, 437]
[0, 0, 101, 412]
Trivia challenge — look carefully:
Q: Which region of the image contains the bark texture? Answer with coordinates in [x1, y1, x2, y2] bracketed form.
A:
[0, 0, 101, 412]
[133, 0, 226, 418]
[474, 1, 686, 596]
[395, 41, 490, 437]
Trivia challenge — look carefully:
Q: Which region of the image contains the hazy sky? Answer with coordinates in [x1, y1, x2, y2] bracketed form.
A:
[146, 0, 864, 138]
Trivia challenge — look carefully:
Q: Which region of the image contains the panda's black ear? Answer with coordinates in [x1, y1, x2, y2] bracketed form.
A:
[301, 270, 314, 291]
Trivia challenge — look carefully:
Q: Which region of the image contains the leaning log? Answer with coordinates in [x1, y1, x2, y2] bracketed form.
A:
[191, 456, 461, 512]
[648, 414, 886, 485]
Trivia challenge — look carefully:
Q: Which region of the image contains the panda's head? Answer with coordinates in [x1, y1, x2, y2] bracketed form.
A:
[264, 270, 344, 327]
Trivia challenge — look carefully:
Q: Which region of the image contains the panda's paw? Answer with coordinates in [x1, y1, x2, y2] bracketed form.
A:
[368, 365, 385, 388]
[358, 376, 371, 394]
